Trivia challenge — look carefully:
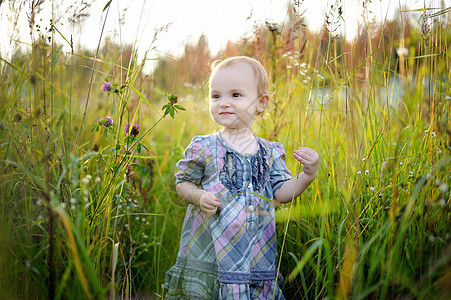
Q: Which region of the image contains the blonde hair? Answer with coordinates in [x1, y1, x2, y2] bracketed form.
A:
[209, 56, 271, 98]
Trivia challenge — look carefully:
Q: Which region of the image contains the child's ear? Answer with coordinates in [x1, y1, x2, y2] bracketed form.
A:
[257, 95, 269, 113]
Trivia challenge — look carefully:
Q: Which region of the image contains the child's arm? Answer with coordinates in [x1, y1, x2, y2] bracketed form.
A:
[176, 181, 222, 215]
[274, 147, 319, 203]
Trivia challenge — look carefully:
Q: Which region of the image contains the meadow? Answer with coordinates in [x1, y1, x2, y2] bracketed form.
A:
[0, 1, 450, 299]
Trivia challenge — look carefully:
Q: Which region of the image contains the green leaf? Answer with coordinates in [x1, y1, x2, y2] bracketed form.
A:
[103, 0, 112, 12]
[140, 143, 149, 152]
[51, 45, 63, 69]
[137, 143, 142, 153]
[174, 105, 186, 111]
[169, 106, 175, 118]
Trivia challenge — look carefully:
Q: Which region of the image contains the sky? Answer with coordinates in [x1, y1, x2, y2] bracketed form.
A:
[0, 0, 446, 66]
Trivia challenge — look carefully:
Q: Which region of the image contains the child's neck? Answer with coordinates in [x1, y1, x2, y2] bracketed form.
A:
[220, 128, 258, 154]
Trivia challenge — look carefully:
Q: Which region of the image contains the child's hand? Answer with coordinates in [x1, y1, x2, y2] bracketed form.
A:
[293, 147, 319, 179]
[199, 191, 222, 216]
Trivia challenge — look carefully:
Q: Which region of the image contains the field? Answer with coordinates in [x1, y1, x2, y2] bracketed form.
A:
[0, 1, 450, 299]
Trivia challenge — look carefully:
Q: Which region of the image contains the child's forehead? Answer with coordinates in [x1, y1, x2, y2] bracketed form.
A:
[216, 61, 254, 74]
[211, 62, 256, 83]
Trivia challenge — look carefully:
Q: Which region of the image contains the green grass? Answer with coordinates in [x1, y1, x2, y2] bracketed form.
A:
[0, 1, 450, 299]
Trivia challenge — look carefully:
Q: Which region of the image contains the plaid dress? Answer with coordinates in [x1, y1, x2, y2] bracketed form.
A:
[165, 132, 292, 299]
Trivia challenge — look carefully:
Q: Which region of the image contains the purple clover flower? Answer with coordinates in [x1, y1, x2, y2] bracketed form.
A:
[100, 116, 114, 127]
[124, 122, 139, 137]
[102, 81, 112, 92]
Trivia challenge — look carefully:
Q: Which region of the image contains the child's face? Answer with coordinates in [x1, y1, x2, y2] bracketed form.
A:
[209, 62, 267, 131]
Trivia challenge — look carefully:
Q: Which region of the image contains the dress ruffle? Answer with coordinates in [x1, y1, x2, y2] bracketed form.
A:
[165, 265, 285, 300]
[164, 265, 219, 299]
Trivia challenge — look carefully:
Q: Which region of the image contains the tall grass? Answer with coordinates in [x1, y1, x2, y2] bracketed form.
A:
[0, 0, 450, 299]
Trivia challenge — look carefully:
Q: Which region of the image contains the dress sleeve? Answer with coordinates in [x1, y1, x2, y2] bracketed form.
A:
[270, 142, 293, 194]
[175, 136, 207, 186]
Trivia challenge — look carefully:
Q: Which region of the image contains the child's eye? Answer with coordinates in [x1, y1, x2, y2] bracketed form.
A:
[232, 93, 241, 98]
[211, 94, 220, 100]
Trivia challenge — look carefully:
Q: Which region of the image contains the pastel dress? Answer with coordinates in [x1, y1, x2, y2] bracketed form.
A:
[164, 132, 292, 299]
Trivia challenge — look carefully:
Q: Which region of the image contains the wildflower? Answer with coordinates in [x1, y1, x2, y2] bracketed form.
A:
[124, 122, 140, 137]
[439, 182, 448, 193]
[429, 235, 436, 243]
[425, 130, 429, 133]
[435, 178, 441, 186]
[399, 162, 403, 166]
[409, 171, 414, 177]
[100, 116, 114, 127]
[446, 96, 451, 101]
[365, 170, 369, 175]
[362, 158, 366, 161]
[167, 94, 178, 105]
[357, 171, 362, 175]
[70, 198, 77, 204]
[431, 132, 436, 137]
[102, 81, 112, 92]
[95, 176, 101, 183]
[440, 198, 446, 207]
[81, 177, 90, 184]
[370, 187, 375, 191]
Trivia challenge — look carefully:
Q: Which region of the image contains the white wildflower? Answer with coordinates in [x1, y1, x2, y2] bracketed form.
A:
[409, 171, 414, 178]
[70, 198, 77, 204]
[370, 187, 375, 191]
[431, 132, 436, 137]
[439, 198, 446, 207]
[439, 183, 448, 193]
[429, 235, 436, 243]
[362, 157, 366, 161]
[365, 170, 369, 175]
[435, 178, 441, 186]
[95, 176, 101, 183]
[81, 177, 89, 184]
[357, 171, 362, 175]
[399, 162, 403, 166]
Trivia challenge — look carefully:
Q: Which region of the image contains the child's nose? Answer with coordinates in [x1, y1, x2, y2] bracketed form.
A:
[219, 99, 231, 107]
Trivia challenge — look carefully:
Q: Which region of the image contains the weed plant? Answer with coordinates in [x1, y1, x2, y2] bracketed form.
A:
[0, 1, 450, 299]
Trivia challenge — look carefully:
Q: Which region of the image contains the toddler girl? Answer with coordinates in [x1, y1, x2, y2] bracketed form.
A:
[164, 56, 319, 299]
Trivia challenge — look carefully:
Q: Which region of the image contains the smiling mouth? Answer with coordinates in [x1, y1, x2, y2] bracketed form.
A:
[219, 112, 234, 115]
